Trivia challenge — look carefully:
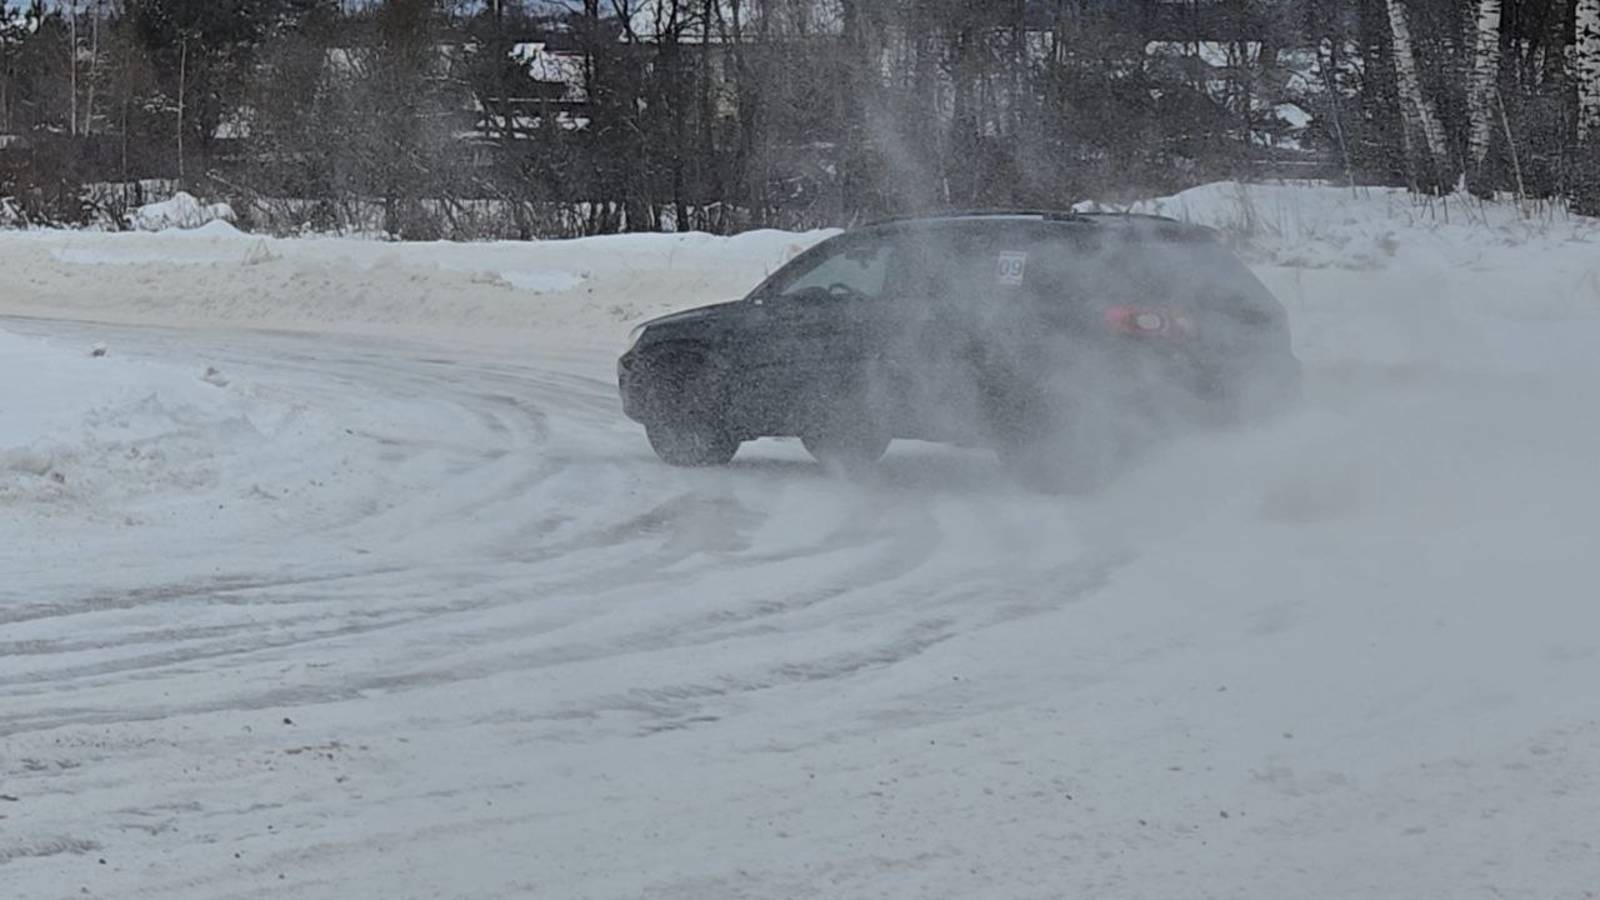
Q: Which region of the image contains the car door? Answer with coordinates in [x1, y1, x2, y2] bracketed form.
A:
[872, 223, 1033, 441]
[726, 232, 900, 435]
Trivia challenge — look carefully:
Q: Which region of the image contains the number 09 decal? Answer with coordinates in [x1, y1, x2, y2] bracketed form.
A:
[996, 251, 1028, 286]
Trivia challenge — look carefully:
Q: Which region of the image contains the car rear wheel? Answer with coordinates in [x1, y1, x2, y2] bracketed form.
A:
[801, 396, 891, 471]
[646, 420, 738, 467]
[994, 398, 1120, 494]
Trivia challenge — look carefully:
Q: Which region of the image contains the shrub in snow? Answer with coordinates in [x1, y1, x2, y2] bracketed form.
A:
[131, 192, 239, 232]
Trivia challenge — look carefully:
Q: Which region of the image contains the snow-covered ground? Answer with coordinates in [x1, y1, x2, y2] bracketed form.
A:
[3, 184, 1599, 898]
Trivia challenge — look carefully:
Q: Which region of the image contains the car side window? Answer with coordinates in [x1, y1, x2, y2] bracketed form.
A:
[771, 239, 891, 302]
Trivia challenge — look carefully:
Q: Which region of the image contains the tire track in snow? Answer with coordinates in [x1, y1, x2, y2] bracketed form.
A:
[2, 319, 1127, 900]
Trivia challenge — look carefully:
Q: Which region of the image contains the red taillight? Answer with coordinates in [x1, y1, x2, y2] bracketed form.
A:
[1103, 306, 1194, 338]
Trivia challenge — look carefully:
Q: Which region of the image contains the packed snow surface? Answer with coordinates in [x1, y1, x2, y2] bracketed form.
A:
[3, 183, 1599, 898]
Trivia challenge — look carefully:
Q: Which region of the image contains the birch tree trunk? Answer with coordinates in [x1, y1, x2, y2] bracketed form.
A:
[1577, 0, 1600, 143]
[1386, 0, 1453, 190]
[698, 0, 715, 231]
[68, 1, 77, 138]
[1465, 0, 1502, 192]
[84, 0, 100, 136]
[1575, 0, 1600, 215]
[177, 37, 187, 184]
[1542, 0, 1570, 85]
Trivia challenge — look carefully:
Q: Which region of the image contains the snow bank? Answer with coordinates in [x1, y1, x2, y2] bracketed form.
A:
[1, 225, 836, 345]
[1077, 180, 1600, 269]
[3, 183, 1595, 366]
[0, 328, 261, 506]
[131, 191, 239, 232]
[7, 185, 1598, 369]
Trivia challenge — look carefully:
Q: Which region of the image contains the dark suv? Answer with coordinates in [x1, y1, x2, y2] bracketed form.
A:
[618, 211, 1298, 489]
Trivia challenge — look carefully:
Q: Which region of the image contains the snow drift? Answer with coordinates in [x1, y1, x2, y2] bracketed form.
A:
[0, 329, 270, 507]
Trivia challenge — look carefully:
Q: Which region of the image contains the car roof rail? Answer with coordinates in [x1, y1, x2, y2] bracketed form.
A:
[864, 209, 1086, 226]
[863, 209, 1187, 227]
[1073, 210, 1188, 224]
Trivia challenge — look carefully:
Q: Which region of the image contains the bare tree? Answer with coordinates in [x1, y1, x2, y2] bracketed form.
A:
[1385, 0, 1452, 190]
[1465, 0, 1501, 194]
[1578, 0, 1600, 143]
[83, 0, 102, 136]
[176, 31, 186, 181]
[67, 0, 82, 137]
[8, 0, 1600, 237]
[1574, 0, 1600, 213]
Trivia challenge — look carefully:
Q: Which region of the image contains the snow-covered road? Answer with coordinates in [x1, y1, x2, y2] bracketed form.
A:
[1, 318, 1159, 897]
[5, 184, 1600, 898]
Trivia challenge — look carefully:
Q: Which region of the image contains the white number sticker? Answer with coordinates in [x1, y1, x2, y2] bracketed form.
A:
[996, 251, 1027, 286]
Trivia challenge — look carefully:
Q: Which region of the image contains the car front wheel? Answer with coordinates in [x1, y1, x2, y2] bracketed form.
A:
[646, 420, 738, 467]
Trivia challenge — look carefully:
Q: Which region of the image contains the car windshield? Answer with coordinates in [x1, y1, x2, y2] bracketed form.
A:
[754, 236, 892, 302]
